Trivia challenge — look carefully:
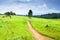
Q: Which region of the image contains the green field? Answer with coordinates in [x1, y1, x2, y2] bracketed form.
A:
[0, 15, 34, 40]
[30, 17, 60, 40]
[0, 15, 60, 40]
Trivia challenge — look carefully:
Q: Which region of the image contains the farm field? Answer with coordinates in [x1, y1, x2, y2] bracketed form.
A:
[0, 15, 34, 40]
[30, 17, 60, 40]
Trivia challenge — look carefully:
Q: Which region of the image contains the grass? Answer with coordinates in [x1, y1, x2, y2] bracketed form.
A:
[30, 17, 60, 40]
[0, 15, 60, 40]
[0, 15, 34, 40]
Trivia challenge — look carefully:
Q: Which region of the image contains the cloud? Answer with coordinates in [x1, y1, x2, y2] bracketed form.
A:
[0, 0, 44, 5]
[0, 3, 60, 15]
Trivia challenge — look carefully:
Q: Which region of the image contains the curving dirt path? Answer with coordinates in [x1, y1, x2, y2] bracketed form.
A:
[27, 21, 54, 40]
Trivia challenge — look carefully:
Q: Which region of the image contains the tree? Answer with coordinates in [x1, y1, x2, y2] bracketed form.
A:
[28, 9, 33, 18]
[10, 11, 16, 15]
[4, 11, 16, 18]
[4, 12, 11, 18]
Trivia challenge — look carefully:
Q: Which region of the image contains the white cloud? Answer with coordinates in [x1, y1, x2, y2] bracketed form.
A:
[37, 3, 47, 8]
[0, 3, 60, 15]
[32, 3, 60, 15]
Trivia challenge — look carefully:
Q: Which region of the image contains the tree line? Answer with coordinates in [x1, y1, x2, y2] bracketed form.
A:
[0, 10, 33, 18]
[33, 13, 60, 19]
[40, 13, 60, 19]
[1, 9, 60, 19]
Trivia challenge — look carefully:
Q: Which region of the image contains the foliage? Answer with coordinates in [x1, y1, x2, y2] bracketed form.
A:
[40, 13, 60, 19]
[33, 13, 60, 19]
[4, 11, 16, 18]
[28, 10, 33, 18]
[10, 11, 16, 15]
[4, 11, 16, 16]
[4, 12, 11, 16]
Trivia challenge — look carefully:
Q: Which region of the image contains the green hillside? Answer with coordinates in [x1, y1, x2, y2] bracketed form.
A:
[0, 15, 60, 40]
[0, 15, 34, 40]
[30, 17, 60, 40]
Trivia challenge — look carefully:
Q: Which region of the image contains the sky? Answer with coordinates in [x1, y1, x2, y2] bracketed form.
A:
[0, 0, 60, 15]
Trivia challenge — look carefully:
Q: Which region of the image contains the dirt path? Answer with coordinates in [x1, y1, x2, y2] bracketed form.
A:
[27, 21, 54, 40]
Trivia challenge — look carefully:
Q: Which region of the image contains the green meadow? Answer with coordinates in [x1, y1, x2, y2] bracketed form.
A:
[30, 17, 60, 40]
[0, 15, 34, 40]
[0, 15, 60, 40]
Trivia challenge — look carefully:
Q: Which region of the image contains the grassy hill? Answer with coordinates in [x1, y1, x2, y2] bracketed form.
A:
[0, 15, 60, 40]
[30, 17, 60, 40]
[0, 15, 34, 40]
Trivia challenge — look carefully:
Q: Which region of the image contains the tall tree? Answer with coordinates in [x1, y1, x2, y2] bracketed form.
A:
[28, 9, 33, 18]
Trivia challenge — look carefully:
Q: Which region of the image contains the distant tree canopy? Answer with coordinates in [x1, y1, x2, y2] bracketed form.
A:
[40, 13, 60, 19]
[4, 12, 11, 16]
[4, 11, 16, 18]
[33, 13, 60, 19]
[28, 9, 33, 18]
[10, 11, 16, 15]
[4, 11, 16, 16]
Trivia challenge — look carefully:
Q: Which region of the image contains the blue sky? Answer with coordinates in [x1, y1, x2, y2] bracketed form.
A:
[0, 0, 60, 15]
